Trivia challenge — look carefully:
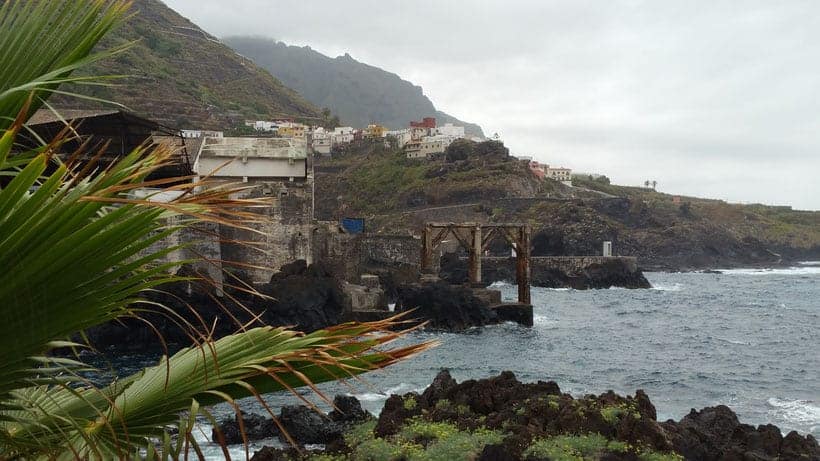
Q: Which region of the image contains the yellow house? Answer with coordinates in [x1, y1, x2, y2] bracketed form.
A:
[278, 124, 307, 138]
[364, 124, 386, 138]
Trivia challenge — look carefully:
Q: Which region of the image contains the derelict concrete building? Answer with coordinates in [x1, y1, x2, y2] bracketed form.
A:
[193, 136, 314, 284]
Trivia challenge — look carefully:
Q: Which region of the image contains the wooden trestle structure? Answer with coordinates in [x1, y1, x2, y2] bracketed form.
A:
[420, 222, 531, 304]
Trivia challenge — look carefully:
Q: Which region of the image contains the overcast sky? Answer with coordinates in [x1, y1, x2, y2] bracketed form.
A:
[165, 0, 820, 210]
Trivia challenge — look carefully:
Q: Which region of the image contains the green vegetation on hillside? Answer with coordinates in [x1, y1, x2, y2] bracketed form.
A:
[571, 176, 820, 251]
[315, 139, 546, 219]
[53, 0, 321, 129]
[316, 143, 820, 268]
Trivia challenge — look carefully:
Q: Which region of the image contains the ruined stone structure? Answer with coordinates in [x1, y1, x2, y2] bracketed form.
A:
[312, 226, 420, 284]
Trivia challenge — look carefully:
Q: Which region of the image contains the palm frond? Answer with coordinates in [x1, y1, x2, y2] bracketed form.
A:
[1, 320, 434, 459]
[0, 1, 433, 459]
[0, 0, 133, 130]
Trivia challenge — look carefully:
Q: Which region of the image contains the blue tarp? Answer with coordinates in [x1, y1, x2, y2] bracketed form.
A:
[341, 217, 365, 234]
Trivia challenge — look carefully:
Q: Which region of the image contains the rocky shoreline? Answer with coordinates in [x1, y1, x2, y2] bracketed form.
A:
[215, 370, 819, 461]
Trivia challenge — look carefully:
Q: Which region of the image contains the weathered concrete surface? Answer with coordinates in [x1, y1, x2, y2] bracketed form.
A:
[138, 217, 224, 293]
[221, 180, 314, 284]
[339, 281, 387, 311]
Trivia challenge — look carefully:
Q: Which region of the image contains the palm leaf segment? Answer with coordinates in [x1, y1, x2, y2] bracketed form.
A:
[0, 1, 433, 458]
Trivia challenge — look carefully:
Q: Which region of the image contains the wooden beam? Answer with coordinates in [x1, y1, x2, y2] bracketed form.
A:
[469, 224, 482, 284]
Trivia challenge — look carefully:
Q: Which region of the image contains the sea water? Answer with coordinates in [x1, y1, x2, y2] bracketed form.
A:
[112, 266, 820, 458]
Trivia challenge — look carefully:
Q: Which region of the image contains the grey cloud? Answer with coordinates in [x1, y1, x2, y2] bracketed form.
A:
[164, 0, 820, 209]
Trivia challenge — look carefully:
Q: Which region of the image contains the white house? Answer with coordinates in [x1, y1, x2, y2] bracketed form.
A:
[386, 128, 412, 148]
[546, 167, 572, 185]
[331, 126, 355, 146]
[311, 127, 332, 155]
[181, 129, 223, 138]
[434, 123, 465, 139]
[405, 139, 446, 159]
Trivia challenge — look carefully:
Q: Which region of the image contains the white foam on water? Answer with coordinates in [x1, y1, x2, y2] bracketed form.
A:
[533, 314, 558, 327]
[192, 422, 282, 460]
[651, 283, 683, 292]
[488, 281, 514, 288]
[767, 398, 820, 429]
[714, 336, 750, 346]
[797, 261, 820, 266]
[352, 382, 420, 402]
[717, 267, 820, 276]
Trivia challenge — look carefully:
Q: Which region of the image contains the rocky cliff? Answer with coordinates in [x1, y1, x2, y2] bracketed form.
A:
[224, 36, 484, 137]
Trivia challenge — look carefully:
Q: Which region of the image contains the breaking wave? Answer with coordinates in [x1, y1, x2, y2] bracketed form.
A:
[718, 266, 820, 276]
[768, 398, 820, 432]
[651, 283, 684, 292]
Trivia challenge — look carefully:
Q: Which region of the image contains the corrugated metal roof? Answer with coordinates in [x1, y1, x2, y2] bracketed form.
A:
[199, 137, 307, 159]
[27, 109, 121, 125]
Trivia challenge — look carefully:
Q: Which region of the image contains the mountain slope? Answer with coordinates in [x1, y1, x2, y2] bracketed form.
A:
[224, 36, 485, 137]
[54, 0, 320, 129]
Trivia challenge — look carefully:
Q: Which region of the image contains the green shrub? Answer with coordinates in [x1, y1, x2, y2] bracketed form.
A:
[403, 395, 418, 411]
[351, 438, 423, 461]
[344, 420, 378, 448]
[524, 433, 627, 461]
[423, 428, 505, 461]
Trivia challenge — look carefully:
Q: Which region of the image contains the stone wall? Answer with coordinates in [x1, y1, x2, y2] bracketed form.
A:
[360, 234, 421, 267]
[476, 256, 648, 289]
[311, 228, 422, 283]
[312, 223, 361, 282]
[138, 217, 224, 292]
[220, 180, 313, 284]
[527, 256, 639, 274]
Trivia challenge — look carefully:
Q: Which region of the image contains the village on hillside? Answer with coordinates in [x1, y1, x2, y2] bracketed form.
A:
[220, 116, 574, 185]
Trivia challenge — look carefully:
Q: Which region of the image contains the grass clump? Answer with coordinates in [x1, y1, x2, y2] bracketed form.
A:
[342, 418, 504, 461]
[523, 433, 627, 461]
[403, 395, 418, 411]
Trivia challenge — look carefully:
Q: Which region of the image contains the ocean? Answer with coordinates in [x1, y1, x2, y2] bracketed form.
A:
[111, 265, 820, 458]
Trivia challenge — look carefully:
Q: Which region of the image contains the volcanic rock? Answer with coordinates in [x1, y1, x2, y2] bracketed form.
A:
[211, 412, 278, 445]
[394, 282, 500, 331]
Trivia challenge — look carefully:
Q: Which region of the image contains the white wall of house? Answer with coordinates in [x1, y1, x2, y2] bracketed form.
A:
[405, 139, 446, 159]
[435, 123, 465, 138]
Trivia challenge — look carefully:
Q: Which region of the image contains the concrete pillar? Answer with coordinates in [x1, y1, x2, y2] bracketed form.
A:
[468, 225, 482, 285]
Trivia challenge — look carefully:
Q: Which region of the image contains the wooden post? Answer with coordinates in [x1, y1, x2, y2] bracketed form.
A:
[420, 224, 433, 273]
[516, 225, 531, 304]
[469, 225, 482, 285]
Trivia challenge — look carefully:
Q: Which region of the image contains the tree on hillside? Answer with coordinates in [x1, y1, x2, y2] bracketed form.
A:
[445, 138, 474, 162]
